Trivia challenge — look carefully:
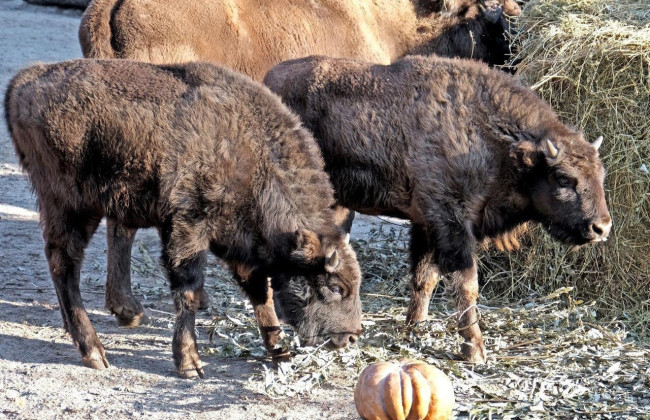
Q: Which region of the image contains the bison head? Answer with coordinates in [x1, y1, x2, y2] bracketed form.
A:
[272, 230, 362, 349]
[512, 134, 612, 245]
[416, 0, 521, 70]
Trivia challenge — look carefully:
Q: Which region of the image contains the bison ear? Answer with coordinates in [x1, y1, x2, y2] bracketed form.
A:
[510, 140, 540, 170]
[293, 229, 323, 262]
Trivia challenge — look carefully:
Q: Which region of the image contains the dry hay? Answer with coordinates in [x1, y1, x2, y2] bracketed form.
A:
[478, 0, 650, 339]
[194, 228, 650, 418]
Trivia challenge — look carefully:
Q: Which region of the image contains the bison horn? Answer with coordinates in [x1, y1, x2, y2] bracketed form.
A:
[545, 139, 559, 159]
[344, 233, 350, 245]
[591, 136, 603, 151]
[326, 249, 340, 269]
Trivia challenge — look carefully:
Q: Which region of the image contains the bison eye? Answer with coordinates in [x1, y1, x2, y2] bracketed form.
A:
[329, 285, 342, 295]
[556, 176, 573, 188]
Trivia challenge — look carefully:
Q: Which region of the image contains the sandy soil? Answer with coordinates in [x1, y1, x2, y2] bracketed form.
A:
[0, 1, 397, 418]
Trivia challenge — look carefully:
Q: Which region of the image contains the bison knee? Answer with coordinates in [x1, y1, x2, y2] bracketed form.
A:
[453, 278, 479, 302]
[449, 265, 479, 304]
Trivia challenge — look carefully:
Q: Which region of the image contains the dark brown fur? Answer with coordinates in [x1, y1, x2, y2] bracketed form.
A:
[79, 0, 520, 329]
[412, 0, 521, 70]
[5, 59, 362, 377]
[264, 55, 611, 363]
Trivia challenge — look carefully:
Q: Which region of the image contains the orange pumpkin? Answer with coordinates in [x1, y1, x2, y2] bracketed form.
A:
[354, 360, 455, 420]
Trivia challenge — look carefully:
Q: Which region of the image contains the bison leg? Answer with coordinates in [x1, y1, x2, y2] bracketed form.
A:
[332, 205, 355, 233]
[105, 218, 146, 327]
[106, 220, 209, 328]
[254, 284, 288, 359]
[424, 208, 485, 363]
[160, 236, 206, 379]
[449, 259, 486, 364]
[406, 225, 440, 324]
[237, 271, 287, 358]
[44, 210, 109, 369]
[197, 285, 211, 310]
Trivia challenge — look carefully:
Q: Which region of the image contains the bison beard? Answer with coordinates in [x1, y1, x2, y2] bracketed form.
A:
[264, 54, 612, 364]
[5, 59, 363, 377]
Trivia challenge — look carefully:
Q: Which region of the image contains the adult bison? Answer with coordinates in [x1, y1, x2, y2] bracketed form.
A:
[264, 55, 612, 363]
[78, 0, 521, 329]
[79, 0, 521, 80]
[5, 59, 362, 377]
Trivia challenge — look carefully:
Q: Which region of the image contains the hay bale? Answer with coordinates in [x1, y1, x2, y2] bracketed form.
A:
[480, 0, 650, 337]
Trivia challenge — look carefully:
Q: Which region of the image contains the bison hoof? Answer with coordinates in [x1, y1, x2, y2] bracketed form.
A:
[178, 365, 205, 379]
[270, 346, 292, 362]
[82, 350, 110, 370]
[107, 289, 146, 327]
[177, 347, 205, 379]
[109, 302, 146, 328]
[177, 360, 205, 379]
[405, 303, 428, 325]
[460, 340, 487, 364]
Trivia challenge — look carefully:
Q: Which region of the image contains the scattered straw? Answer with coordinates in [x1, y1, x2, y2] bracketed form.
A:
[195, 228, 650, 417]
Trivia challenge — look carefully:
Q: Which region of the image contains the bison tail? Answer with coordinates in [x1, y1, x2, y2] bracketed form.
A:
[4, 65, 50, 169]
[79, 0, 120, 58]
[5, 67, 33, 165]
[5, 70, 26, 167]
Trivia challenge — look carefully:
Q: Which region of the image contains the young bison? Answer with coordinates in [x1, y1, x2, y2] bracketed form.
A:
[79, 0, 520, 328]
[5, 59, 362, 378]
[264, 55, 612, 363]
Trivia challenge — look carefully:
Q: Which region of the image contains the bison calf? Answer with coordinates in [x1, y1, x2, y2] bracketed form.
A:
[5, 59, 362, 377]
[80, 0, 521, 328]
[264, 55, 611, 363]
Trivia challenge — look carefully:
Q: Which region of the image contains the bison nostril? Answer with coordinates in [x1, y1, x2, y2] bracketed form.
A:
[349, 335, 358, 344]
[590, 219, 612, 239]
[591, 223, 603, 236]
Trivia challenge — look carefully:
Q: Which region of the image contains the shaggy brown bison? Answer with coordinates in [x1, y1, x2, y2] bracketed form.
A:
[5, 59, 362, 377]
[79, 0, 521, 329]
[264, 55, 612, 363]
[79, 0, 520, 79]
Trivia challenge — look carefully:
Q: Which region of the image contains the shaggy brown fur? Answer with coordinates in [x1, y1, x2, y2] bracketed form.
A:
[79, 0, 520, 80]
[5, 59, 362, 377]
[79, 0, 520, 328]
[264, 55, 612, 363]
